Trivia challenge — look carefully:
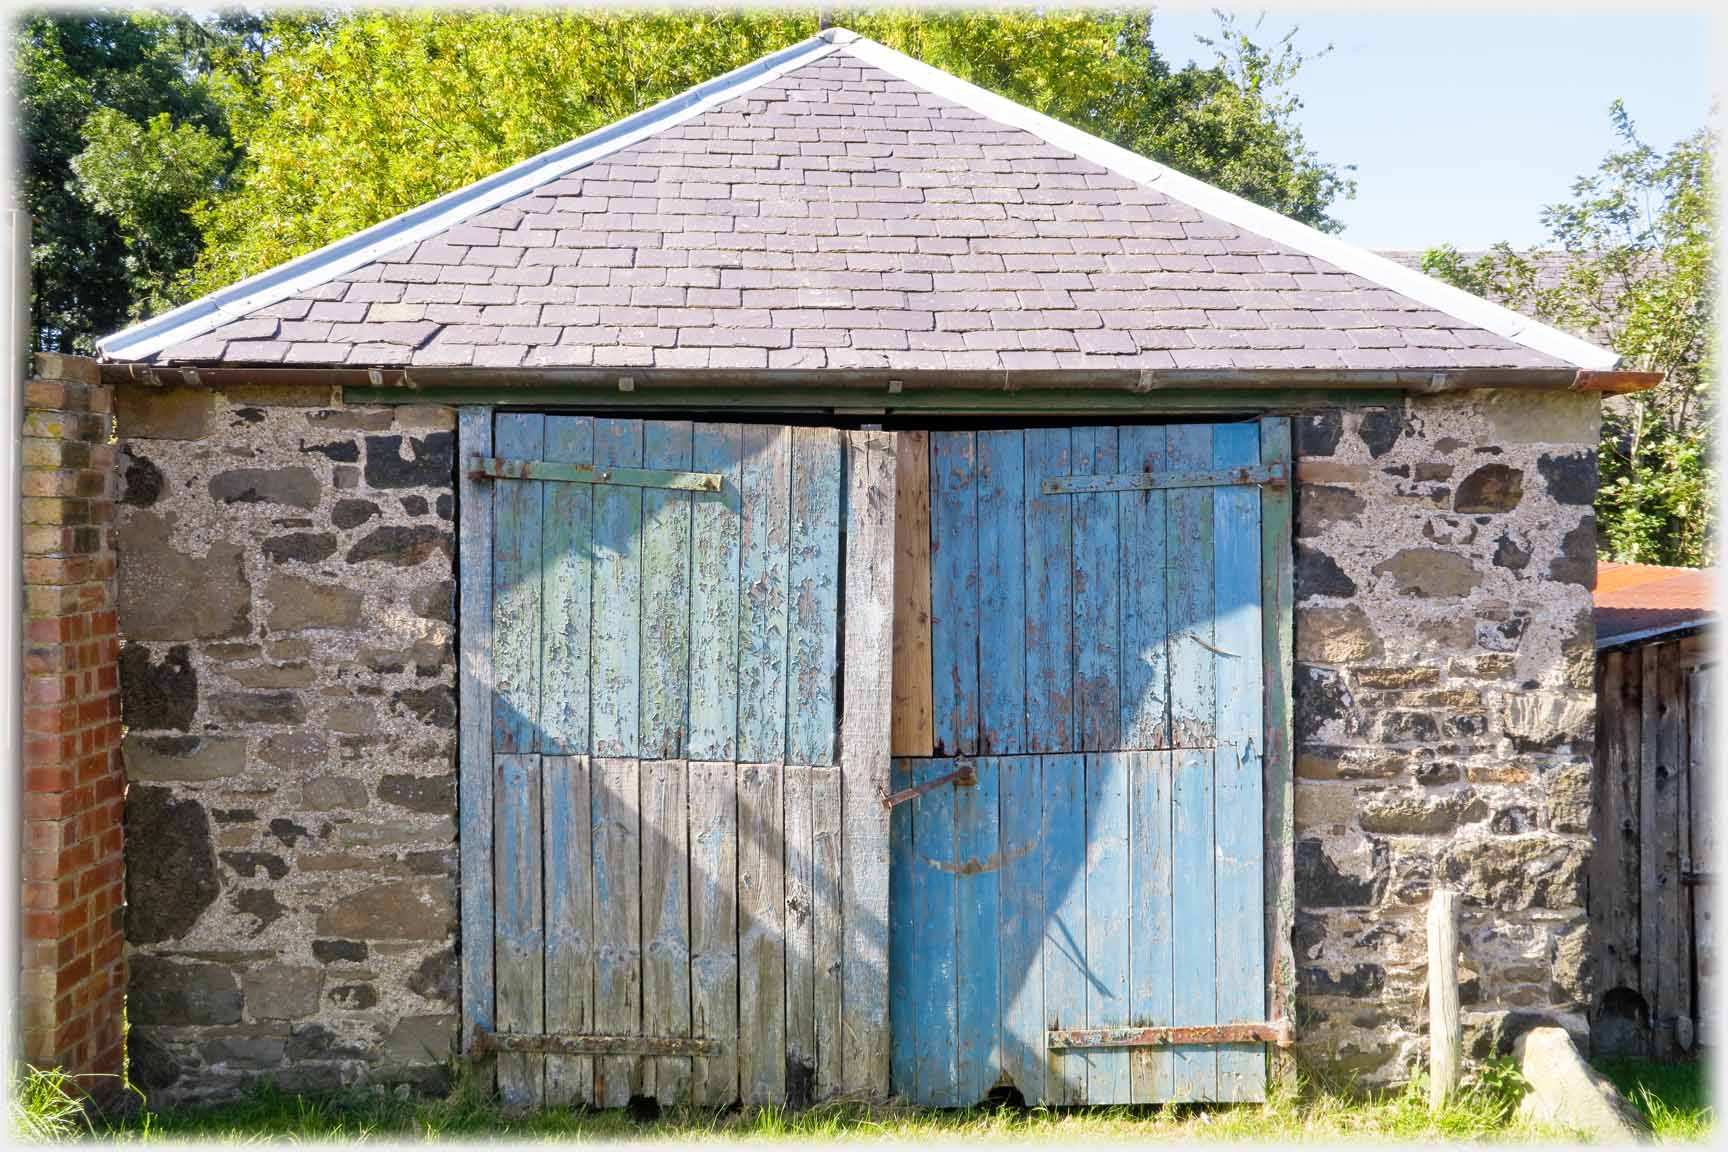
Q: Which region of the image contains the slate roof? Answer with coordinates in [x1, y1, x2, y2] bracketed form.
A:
[1596, 562, 1716, 647]
[100, 29, 1617, 375]
[1379, 249, 1624, 346]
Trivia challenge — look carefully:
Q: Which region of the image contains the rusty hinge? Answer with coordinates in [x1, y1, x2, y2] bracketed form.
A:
[1041, 462, 1286, 496]
[472, 1029, 718, 1057]
[1046, 1020, 1293, 1051]
[881, 761, 976, 810]
[468, 456, 723, 492]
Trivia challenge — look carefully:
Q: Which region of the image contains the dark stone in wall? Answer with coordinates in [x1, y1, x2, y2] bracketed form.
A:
[126, 1030, 182, 1090]
[329, 984, 379, 1010]
[409, 949, 459, 1005]
[400, 495, 429, 516]
[235, 887, 287, 933]
[346, 525, 452, 567]
[263, 532, 338, 564]
[120, 449, 164, 507]
[1295, 485, 1365, 537]
[1296, 411, 1342, 457]
[213, 691, 306, 725]
[364, 432, 454, 489]
[1549, 517, 1597, 587]
[1294, 542, 1358, 599]
[130, 956, 241, 1025]
[125, 786, 219, 945]
[219, 851, 290, 880]
[379, 773, 456, 814]
[1303, 963, 1386, 998]
[120, 643, 197, 731]
[412, 581, 455, 623]
[1538, 451, 1596, 506]
[1493, 532, 1531, 572]
[1296, 838, 1387, 908]
[301, 439, 360, 463]
[436, 493, 453, 520]
[393, 685, 456, 728]
[208, 466, 321, 510]
[312, 939, 368, 964]
[331, 498, 381, 529]
[269, 817, 310, 848]
[1294, 664, 1352, 744]
[1356, 408, 1403, 458]
[1454, 464, 1524, 513]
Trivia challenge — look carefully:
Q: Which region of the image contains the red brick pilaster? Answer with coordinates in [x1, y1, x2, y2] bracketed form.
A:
[18, 353, 124, 1087]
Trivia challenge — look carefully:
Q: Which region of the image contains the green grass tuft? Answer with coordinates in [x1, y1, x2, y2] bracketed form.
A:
[8, 1066, 93, 1143]
[1594, 1058, 1715, 1142]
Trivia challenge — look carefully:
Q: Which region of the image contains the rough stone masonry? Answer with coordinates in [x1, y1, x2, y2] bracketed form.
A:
[110, 379, 1600, 1103]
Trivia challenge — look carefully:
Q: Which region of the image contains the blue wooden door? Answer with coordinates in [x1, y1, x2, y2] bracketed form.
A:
[889, 421, 1282, 1107]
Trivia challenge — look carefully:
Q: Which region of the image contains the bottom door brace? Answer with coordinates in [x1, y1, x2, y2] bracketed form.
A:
[472, 1029, 718, 1057]
[1046, 1021, 1293, 1050]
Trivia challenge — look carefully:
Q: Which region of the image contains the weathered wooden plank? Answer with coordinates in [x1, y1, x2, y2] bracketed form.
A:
[1166, 424, 1216, 748]
[911, 757, 959, 1107]
[592, 419, 644, 757]
[1258, 415, 1296, 1091]
[641, 759, 691, 1104]
[956, 757, 1002, 1105]
[891, 430, 935, 757]
[1688, 667, 1716, 1047]
[1592, 650, 1630, 1001]
[493, 413, 545, 753]
[1042, 752, 1087, 1105]
[812, 765, 845, 1102]
[540, 417, 595, 755]
[469, 455, 721, 491]
[641, 422, 694, 759]
[592, 756, 643, 1106]
[689, 760, 740, 1106]
[494, 753, 545, 1110]
[1657, 640, 1687, 1055]
[457, 408, 495, 1056]
[930, 431, 980, 757]
[1639, 642, 1661, 1045]
[1119, 424, 1170, 750]
[737, 761, 787, 1105]
[977, 431, 1027, 754]
[1213, 421, 1267, 1102]
[998, 755, 1045, 1104]
[738, 425, 793, 763]
[1129, 749, 1175, 1103]
[543, 755, 594, 1105]
[1024, 429, 1074, 754]
[784, 763, 818, 1108]
[1083, 751, 1131, 1104]
[789, 427, 843, 765]
[1073, 426, 1121, 751]
[689, 423, 744, 762]
[840, 429, 897, 1098]
[1039, 462, 1284, 494]
[888, 758, 917, 1100]
[1171, 746, 1219, 1099]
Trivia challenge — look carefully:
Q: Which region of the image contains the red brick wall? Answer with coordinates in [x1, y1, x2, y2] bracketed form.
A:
[18, 352, 124, 1085]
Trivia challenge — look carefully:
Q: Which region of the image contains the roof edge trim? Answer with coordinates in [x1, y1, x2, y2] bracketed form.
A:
[838, 35, 1620, 372]
[1595, 617, 1714, 650]
[97, 31, 846, 362]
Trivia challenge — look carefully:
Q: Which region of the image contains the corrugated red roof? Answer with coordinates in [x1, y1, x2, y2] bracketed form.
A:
[1595, 561, 1716, 646]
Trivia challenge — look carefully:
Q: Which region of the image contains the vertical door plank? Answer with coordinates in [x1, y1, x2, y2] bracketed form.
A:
[956, 757, 1002, 1105]
[1024, 429, 1074, 753]
[789, 427, 843, 765]
[457, 409, 494, 1054]
[689, 760, 740, 1106]
[888, 758, 917, 1099]
[541, 416, 595, 755]
[911, 758, 959, 1106]
[840, 429, 897, 1097]
[784, 763, 818, 1107]
[543, 755, 594, 1105]
[1639, 642, 1661, 1040]
[1042, 752, 1087, 1105]
[1258, 415, 1296, 1088]
[738, 762, 788, 1105]
[739, 425, 793, 763]
[1213, 422, 1267, 1101]
[1656, 640, 1687, 1054]
[689, 423, 744, 762]
[1073, 427, 1121, 752]
[892, 430, 936, 757]
[1084, 751, 1131, 1104]
[493, 413, 545, 752]
[1688, 668, 1716, 1046]
[642, 758, 691, 1104]
[593, 419, 644, 757]
[977, 431, 1028, 754]
[1118, 424, 1170, 750]
[641, 421, 695, 759]
[998, 754, 1045, 1104]
[812, 765, 845, 1102]
[1166, 424, 1216, 748]
[930, 432, 980, 757]
[494, 753, 545, 1110]
[1592, 651, 1630, 1001]
[1129, 749, 1175, 1103]
[1171, 746, 1218, 1099]
[592, 756, 643, 1106]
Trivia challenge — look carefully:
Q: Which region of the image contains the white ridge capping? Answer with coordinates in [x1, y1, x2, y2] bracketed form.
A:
[97, 31, 847, 363]
[838, 32, 1620, 372]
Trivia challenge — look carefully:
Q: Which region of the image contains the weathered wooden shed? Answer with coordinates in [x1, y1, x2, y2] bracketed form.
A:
[26, 26, 1659, 1109]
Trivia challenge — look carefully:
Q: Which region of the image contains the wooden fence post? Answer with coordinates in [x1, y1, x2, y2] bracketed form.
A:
[1429, 888, 1461, 1111]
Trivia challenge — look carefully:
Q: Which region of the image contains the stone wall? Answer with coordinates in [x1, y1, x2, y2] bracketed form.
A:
[1289, 389, 1600, 1085]
[114, 382, 459, 1103]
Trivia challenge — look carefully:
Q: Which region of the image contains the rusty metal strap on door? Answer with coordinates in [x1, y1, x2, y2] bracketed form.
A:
[881, 762, 976, 810]
[1046, 1021, 1293, 1050]
[468, 456, 724, 492]
[1040, 462, 1286, 495]
[472, 1028, 718, 1057]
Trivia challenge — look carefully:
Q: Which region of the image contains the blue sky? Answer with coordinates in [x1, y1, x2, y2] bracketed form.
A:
[1147, 6, 1715, 251]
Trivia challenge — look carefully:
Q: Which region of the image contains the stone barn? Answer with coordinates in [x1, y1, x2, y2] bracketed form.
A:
[16, 28, 1660, 1108]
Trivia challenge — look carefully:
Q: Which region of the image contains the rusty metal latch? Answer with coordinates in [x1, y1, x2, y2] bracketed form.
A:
[1041, 462, 1286, 496]
[472, 1028, 718, 1058]
[468, 455, 724, 492]
[1046, 1020, 1293, 1051]
[881, 761, 976, 810]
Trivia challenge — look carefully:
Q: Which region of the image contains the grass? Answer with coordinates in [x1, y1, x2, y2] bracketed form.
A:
[7, 1058, 1711, 1144]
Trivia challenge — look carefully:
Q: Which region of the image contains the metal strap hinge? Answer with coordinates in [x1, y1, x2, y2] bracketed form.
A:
[1041, 462, 1286, 495]
[1046, 1020, 1293, 1050]
[472, 1029, 718, 1057]
[881, 762, 976, 810]
[468, 456, 724, 492]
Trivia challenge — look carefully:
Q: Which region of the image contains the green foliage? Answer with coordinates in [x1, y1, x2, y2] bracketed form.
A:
[189, 6, 1353, 295]
[1422, 103, 1715, 567]
[7, 1066, 92, 1142]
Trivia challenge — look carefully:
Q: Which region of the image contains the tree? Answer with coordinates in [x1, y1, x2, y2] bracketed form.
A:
[1422, 104, 1714, 567]
[189, 7, 1354, 294]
